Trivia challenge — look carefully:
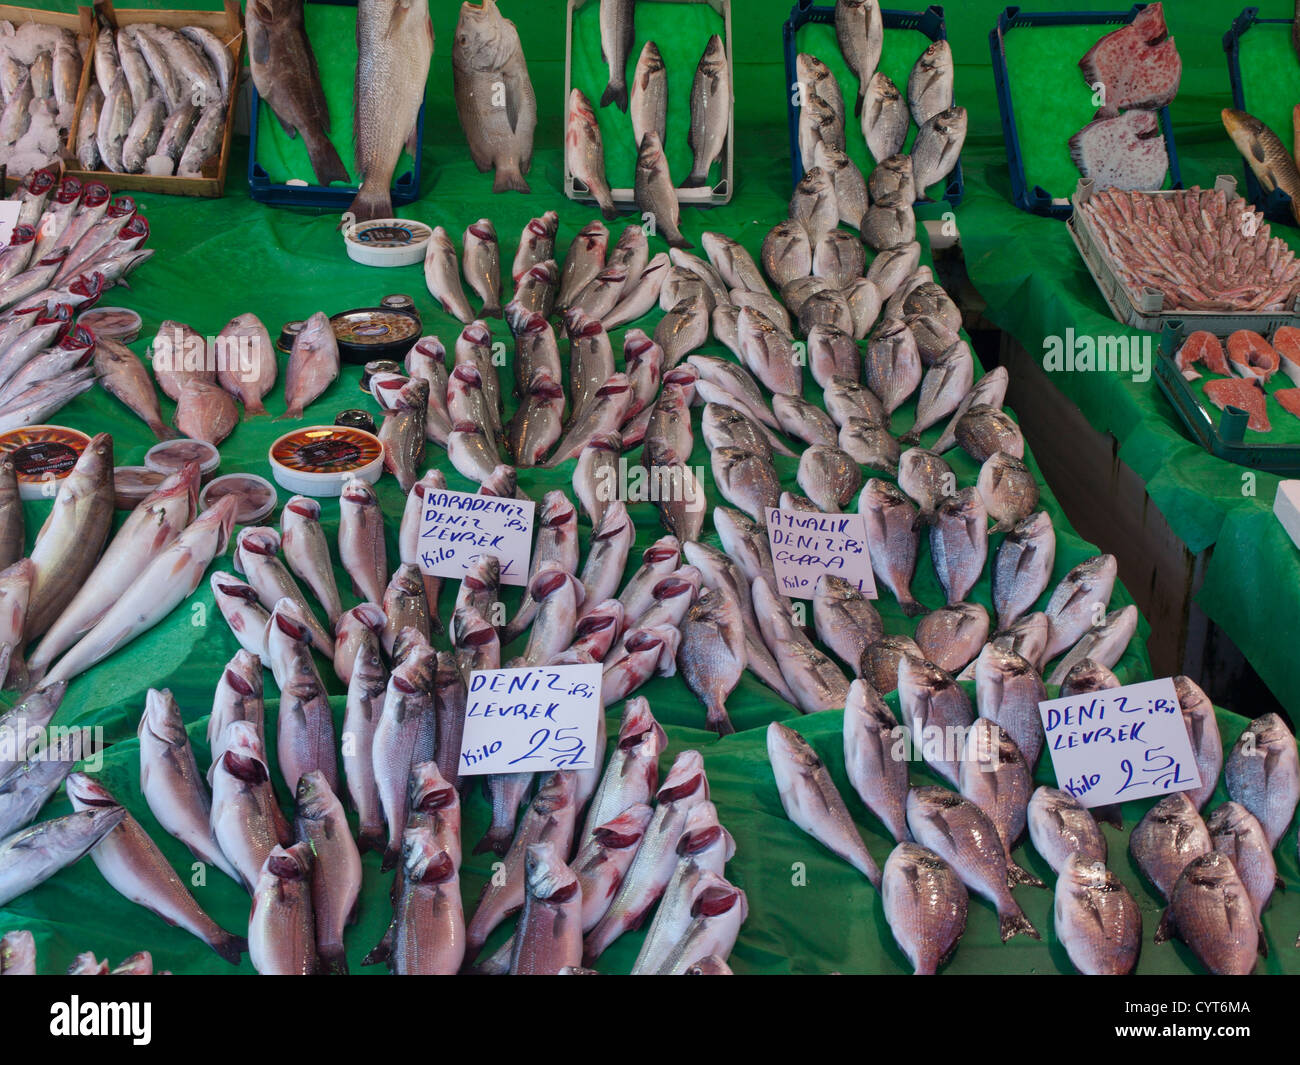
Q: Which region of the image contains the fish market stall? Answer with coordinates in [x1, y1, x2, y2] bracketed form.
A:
[0, 0, 1296, 981]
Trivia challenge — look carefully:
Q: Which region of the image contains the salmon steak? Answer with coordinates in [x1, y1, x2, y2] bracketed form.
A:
[1226, 330, 1279, 382]
[1203, 377, 1270, 432]
[1175, 330, 1230, 380]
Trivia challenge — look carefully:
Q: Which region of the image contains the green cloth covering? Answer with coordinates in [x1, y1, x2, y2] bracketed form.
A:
[0, 0, 1292, 976]
[253, 2, 415, 187]
[1237, 17, 1300, 156]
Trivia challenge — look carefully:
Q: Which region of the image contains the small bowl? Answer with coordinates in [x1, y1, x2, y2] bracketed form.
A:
[113, 465, 167, 510]
[343, 218, 432, 268]
[199, 473, 278, 525]
[77, 306, 142, 342]
[144, 439, 221, 481]
[268, 425, 384, 497]
[0, 425, 91, 500]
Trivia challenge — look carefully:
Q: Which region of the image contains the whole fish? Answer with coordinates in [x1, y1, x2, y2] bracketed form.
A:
[174, 380, 239, 445]
[959, 719, 1043, 887]
[177, 102, 225, 177]
[149, 102, 198, 174]
[1055, 853, 1141, 975]
[373, 634, 436, 867]
[1046, 604, 1138, 686]
[928, 488, 987, 605]
[343, 625, 388, 852]
[978, 452, 1039, 535]
[907, 786, 1039, 941]
[339, 477, 388, 606]
[509, 840, 583, 975]
[295, 771, 362, 975]
[798, 444, 862, 513]
[96, 75, 133, 174]
[769, 721, 881, 886]
[912, 106, 967, 192]
[972, 643, 1047, 768]
[234, 526, 333, 655]
[366, 823, 463, 974]
[1027, 786, 1106, 876]
[655, 872, 746, 974]
[580, 698, 666, 853]
[461, 219, 502, 317]
[843, 679, 910, 843]
[836, 0, 883, 115]
[248, 842, 316, 975]
[752, 577, 849, 712]
[423, 227, 474, 323]
[94, 336, 173, 440]
[280, 497, 343, 626]
[859, 478, 923, 616]
[908, 39, 953, 127]
[214, 313, 277, 417]
[375, 375, 427, 493]
[1175, 675, 1222, 812]
[557, 221, 608, 314]
[121, 95, 166, 174]
[635, 132, 690, 248]
[247, 0, 349, 186]
[813, 573, 883, 675]
[1223, 109, 1300, 226]
[1156, 852, 1261, 975]
[861, 72, 908, 163]
[207, 651, 266, 775]
[0, 726, 88, 840]
[432, 654, 467, 792]
[584, 751, 709, 961]
[895, 653, 974, 786]
[266, 600, 339, 795]
[683, 35, 730, 188]
[566, 88, 616, 219]
[1058, 656, 1120, 696]
[598, 0, 634, 110]
[453, 0, 535, 194]
[77, 84, 105, 170]
[210, 720, 291, 892]
[956, 405, 1024, 464]
[280, 311, 339, 419]
[25, 433, 115, 639]
[914, 603, 989, 677]
[350, 0, 433, 219]
[678, 585, 745, 735]
[991, 510, 1055, 631]
[882, 842, 967, 974]
[1207, 801, 1278, 921]
[138, 688, 240, 885]
[66, 774, 245, 964]
[1129, 792, 1213, 900]
[0, 805, 125, 909]
[1041, 554, 1118, 664]
[631, 39, 667, 150]
[1225, 712, 1300, 850]
[0, 560, 30, 689]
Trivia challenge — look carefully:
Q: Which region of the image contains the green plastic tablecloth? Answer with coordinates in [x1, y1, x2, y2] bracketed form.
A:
[0, 0, 1292, 976]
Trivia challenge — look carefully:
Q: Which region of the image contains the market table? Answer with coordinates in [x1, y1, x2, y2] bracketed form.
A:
[937, 0, 1300, 718]
[0, 0, 1292, 976]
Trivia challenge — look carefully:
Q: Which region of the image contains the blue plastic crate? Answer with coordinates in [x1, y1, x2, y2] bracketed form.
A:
[781, 0, 963, 207]
[247, 0, 424, 211]
[989, 5, 1182, 220]
[1223, 7, 1296, 226]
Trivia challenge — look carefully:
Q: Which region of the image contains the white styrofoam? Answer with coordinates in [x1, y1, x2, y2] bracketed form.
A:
[1273, 480, 1300, 550]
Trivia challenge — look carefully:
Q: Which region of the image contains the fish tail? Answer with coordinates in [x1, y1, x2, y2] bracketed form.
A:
[705, 698, 735, 737]
[899, 428, 921, 446]
[900, 597, 927, 618]
[473, 824, 513, 856]
[380, 841, 400, 872]
[356, 826, 385, 855]
[212, 930, 247, 965]
[480, 301, 503, 319]
[150, 419, 179, 440]
[1154, 907, 1174, 945]
[318, 946, 349, 975]
[241, 399, 268, 420]
[346, 178, 392, 224]
[666, 231, 694, 249]
[854, 88, 865, 118]
[679, 170, 708, 189]
[1092, 803, 1123, 829]
[997, 906, 1039, 943]
[600, 81, 628, 112]
[1006, 860, 1047, 890]
[492, 165, 531, 195]
[360, 939, 391, 967]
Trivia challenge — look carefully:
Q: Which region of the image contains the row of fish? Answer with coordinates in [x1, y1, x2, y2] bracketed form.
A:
[0, 933, 170, 975]
[78, 20, 234, 177]
[0, 21, 84, 178]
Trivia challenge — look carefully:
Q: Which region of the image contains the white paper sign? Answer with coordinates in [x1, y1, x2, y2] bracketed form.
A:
[0, 202, 21, 249]
[765, 507, 877, 600]
[457, 663, 603, 776]
[1038, 677, 1201, 808]
[415, 488, 535, 587]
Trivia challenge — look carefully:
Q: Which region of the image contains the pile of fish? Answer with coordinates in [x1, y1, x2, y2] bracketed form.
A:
[0, 172, 152, 433]
[76, 19, 234, 178]
[0, 20, 85, 177]
[1077, 184, 1300, 313]
[794, 0, 964, 207]
[772, 667, 1297, 975]
[2, 934, 173, 974]
[1175, 327, 1300, 433]
[1069, 2, 1179, 191]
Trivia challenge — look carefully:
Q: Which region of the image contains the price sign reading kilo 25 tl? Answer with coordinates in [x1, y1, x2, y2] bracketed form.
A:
[765, 508, 877, 600]
[1039, 677, 1200, 808]
[458, 663, 602, 776]
[416, 488, 534, 587]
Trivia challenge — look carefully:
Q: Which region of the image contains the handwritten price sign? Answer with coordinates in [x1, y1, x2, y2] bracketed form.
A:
[457, 663, 603, 776]
[1038, 677, 1200, 808]
[0, 202, 20, 248]
[416, 488, 534, 587]
[765, 507, 877, 600]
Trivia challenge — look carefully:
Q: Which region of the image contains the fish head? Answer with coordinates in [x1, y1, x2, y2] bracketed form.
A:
[139, 688, 186, 747]
[594, 803, 654, 849]
[65, 771, 120, 811]
[403, 826, 456, 885]
[294, 770, 335, 820]
[525, 840, 579, 901]
[264, 842, 313, 882]
[410, 761, 457, 811]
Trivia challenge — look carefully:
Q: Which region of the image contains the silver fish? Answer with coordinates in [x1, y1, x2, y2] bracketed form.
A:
[859, 478, 923, 616]
[991, 510, 1055, 632]
[631, 39, 667, 152]
[1046, 604, 1138, 685]
[0, 805, 125, 909]
[248, 842, 316, 975]
[462, 219, 502, 317]
[882, 841, 967, 974]
[341, 624, 387, 854]
[266, 601, 338, 795]
[366, 824, 463, 974]
[579, 695, 665, 848]
[797, 443, 862, 512]
[861, 72, 908, 163]
[295, 771, 362, 975]
[1129, 792, 1213, 901]
[424, 227, 474, 323]
[209, 720, 291, 893]
[896, 653, 975, 786]
[1225, 713, 1300, 851]
[635, 131, 689, 248]
[1055, 853, 1141, 975]
[914, 602, 989, 677]
[233, 526, 333, 656]
[760, 220, 812, 288]
[836, 0, 883, 114]
[907, 39, 953, 127]
[929, 488, 987, 606]
[1058, 657, 1120, 696]
[1176, 675, 1222, 812]
[678, 585, 746, 735]
[978, 452, 1039, 534]
[338, 477, 388, 607]
[509, 840, 584, 974]
[753, 577, 850, 713]
[959, 719, 1042, 886]
[208, 651, 267, 772]
[605, 253, 670, 329]
[0, 726, 88, 840]
[864, 319, 922, 426]
[1207, 801, 1277, 921]
[860, 634, 921, 695]
[912, 105, 966, 193]
[373, 634, 436, 869]
[1041, 554, 1118, 664]
[814, 573, 883, 675]
[683, 35, 729, 189]
[280, 496, 342, 625]
[1027, 786, 1106, 875]
[843, 679, 910, 843]
[1155, 852, 1260, 975]
[598, 0, 635, 110]
[973, 643, 1047, 768]
[177, 102, 225, 178]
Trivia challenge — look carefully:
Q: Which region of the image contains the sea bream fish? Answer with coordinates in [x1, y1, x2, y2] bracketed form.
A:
[882, 842, 967, 974]
[1054, 853, 1141, 975]
[1156, 852, 1262, 975]
[843, 679, 910, 843]
[1225, 713, 1300, 851]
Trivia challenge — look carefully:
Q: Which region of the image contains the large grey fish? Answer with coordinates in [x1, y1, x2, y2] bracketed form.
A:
[904, 342, 975, 445]
[769, 720, 880, 885]
[1207, 801, 1278, 921]
[678, 585, 746, 736]
[1225, 713, 1300, 850]
[972, 642, 1047, 768]
[266, 601, 339, 796]
[579, 696, 666, 848]
[558, 224, 607, 321]
[246, 0, 349, 186]
[914, 602, 989, 677]
[907, 39, 953, 126]
[373, 636, 436, 868]
[177, 102, 225, 178]
[510, 840, 583, 975]
[365, 823, 463, 974]
[797, 444, 861, 512]
[566, 89, 616, 219]
[711, 446, 780, 524]
[636, 132, 690, 248]
[1027, 786, 1106, 874]
[342, 624, 387, 853]
[66, 774, 245, 964]
[1055, 853, 1141, 975]
[1046, 604, 1138, 686]
[295, 771, 362, 975]
[861, 72, 908, 163]
[655, 872, 746, 974]
[864, 319, 922, 426]
[210, 720, 292, 893]
[0, 727, 88, 840]
[978, 452, 1039, 534]
[598, 0, 634, 110]
[906, 786, 1039, 941]
[281, 497, 342, 626]
[121, 95, 166, 174]
[955, 404, 1024, 464]
[773, 394, 836, 448]
[1155, 852, 1261, 975]
[991, 510, 1055, 631]
[843, 679, 910, 843]
[683, 35, 730, 189]
[1129, 792, 1213, 901]
[826, 376, 886, 428]
[882, 842, 967, 974]
[835, 0, 883, 115]
[463, 220, 503, 317]
[0, 805, 125, 909]
[929, 488, 987, 605]
[207, 654, 266, 778]
[76, 84, 105, 170]
[351, 0, 433, 219]
[959, 719, 1043, 887]
[859, 478, 923, 616]
[1174, 675, 1222, 812]
[896, 654, 974, 786]
[631, 40, 667, 151]
[96, 74, 133, 174]
[813, 574, 883, 675]
[862, 203, 916, 252]
[1041, 554, 1117, 664]
[912, 105, 967, 193]
[248, 842, 316, 975]
[753, 577, 850, 713]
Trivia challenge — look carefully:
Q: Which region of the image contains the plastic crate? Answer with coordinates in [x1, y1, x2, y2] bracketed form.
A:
[1223, 6, 1296, 227]
[246, 0, 423, 211]
[1155, 322, 1300, 474]
[1068, 176, 1300, 334]
[781, 0, 963, 206]
[989, 5, 1182, 220]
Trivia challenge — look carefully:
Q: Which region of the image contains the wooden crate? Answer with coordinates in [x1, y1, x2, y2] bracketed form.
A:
[0, 4, 95, 193]
[63, 0, 244, 197]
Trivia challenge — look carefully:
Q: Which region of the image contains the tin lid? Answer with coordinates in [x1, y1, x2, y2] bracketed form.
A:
[199, 473, 278, 525]
[0, 425, 91, 500]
